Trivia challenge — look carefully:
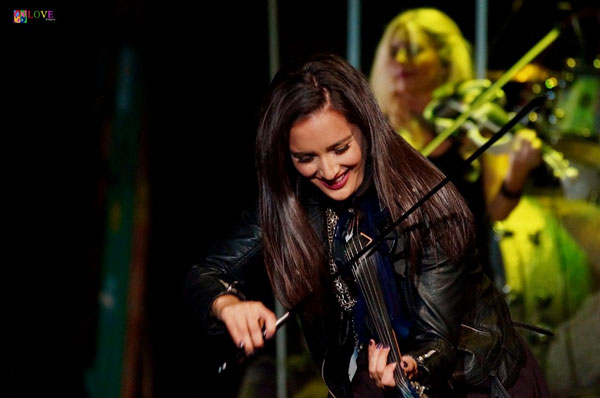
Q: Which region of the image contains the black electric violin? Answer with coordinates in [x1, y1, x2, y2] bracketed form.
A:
[332, 193, 428, 398]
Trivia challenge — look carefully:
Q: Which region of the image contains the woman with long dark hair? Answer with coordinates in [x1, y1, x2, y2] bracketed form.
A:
[184, 53, 548, 397]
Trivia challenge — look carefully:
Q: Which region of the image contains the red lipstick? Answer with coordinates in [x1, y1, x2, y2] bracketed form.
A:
[320, 171, 350, 190]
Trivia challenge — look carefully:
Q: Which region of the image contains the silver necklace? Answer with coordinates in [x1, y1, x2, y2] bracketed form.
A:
[326, 207, 357, 312]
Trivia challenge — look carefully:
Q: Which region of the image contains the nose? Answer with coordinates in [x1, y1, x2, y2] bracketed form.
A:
[318, 156, 340, 181]
[394, 48, 408, 64]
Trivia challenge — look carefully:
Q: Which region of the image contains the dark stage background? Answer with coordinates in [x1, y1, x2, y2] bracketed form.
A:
[5, 1, 599, 397]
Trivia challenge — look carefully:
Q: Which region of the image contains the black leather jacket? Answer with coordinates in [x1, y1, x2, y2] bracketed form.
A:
[184, 193, 524, 398]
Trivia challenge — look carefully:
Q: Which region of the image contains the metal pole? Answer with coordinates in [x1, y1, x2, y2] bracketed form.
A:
[85, 46, 143, 398]
[475, 0, 488, 79]
[268, 0, 280, 82]
[347, 0, 361, 69]
[267, 3, 287, 398]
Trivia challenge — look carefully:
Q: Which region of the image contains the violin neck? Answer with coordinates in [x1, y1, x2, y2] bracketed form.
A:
[351, 260, 414, 393]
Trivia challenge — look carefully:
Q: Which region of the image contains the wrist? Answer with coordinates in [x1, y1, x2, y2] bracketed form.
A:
[211, 294, 241, 319]
[212, 280, 245, 319]
[500, 179, 522, 199]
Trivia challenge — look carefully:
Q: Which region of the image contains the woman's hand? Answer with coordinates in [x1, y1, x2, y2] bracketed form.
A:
[211, 294, 277, 356]
[368, 339, 418, 389]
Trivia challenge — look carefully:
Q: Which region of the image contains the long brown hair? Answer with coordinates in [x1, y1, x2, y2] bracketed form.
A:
[256, 53, 474, 310]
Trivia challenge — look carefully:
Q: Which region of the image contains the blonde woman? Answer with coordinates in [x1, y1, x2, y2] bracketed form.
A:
[370, 8, 542, 281]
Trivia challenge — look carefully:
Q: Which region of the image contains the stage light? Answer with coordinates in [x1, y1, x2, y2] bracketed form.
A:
[529, 112, 539, 122]
[545, 77, 558, 89]
[555, 108, 565, 119]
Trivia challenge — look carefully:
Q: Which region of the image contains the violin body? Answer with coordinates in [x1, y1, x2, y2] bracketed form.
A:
[333, 196, 411, 343]
[332, 194, 428, 398]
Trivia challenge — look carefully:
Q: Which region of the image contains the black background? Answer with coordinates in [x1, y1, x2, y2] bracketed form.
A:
[4, 0, 598, 397]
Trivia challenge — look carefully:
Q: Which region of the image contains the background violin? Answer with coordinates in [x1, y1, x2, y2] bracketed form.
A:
[423, 78, 578, 182]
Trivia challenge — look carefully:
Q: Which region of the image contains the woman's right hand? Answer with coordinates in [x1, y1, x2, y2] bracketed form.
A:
[211, 294, 277, 356]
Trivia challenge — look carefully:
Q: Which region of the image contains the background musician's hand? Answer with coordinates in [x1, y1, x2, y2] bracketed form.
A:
[368, 339, 418, 389]
[506, 128, 543, 188]
[211, 294, 277, 356]
[485, 128, 543, 221]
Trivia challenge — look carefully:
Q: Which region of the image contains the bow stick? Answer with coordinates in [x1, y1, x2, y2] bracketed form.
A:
[421, 27, 559, 157]
[347, 95, 546, 266]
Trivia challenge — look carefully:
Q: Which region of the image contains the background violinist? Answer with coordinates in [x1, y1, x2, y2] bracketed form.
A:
[369, 7, 543, 283]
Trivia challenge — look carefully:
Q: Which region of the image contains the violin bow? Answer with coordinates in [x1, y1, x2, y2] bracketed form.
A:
[217, 311, 290, 374]
[345, 95, 546, 268]
[227, 95, 547, 367]
[421, 27, 560, 157]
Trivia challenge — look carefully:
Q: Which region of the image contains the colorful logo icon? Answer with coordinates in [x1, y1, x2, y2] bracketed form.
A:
[14, 10, 27, 23]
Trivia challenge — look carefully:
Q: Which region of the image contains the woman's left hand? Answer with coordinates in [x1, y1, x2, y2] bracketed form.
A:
[368, 339, 418, 389]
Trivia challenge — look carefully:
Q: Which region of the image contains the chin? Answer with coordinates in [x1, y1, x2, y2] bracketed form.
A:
[394, 80, 412, 95]
[325, 191, 352, 201]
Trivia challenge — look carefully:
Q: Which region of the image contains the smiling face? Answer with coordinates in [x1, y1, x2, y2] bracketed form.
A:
[388, 26, 445, 95]
[289, 108, 367, 201]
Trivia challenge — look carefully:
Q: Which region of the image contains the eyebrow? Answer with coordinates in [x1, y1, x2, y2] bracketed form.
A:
[290, 134, 353, 156]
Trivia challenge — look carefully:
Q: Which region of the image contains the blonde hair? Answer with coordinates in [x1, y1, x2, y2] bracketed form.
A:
[370, 8, 474, 117]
